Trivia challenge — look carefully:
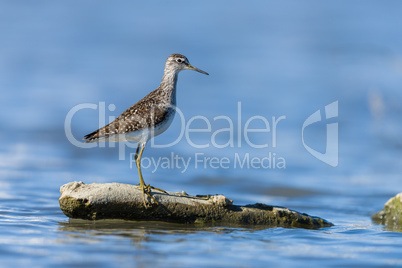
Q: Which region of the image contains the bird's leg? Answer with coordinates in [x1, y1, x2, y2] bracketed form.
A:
[135, 142, 167, 206]
[135, 142, 157, 205]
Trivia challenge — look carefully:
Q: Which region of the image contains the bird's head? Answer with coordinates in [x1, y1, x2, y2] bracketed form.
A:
[165, 53, 209, 75]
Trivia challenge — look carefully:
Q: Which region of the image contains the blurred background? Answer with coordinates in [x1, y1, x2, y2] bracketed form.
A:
[1, 1, 402, 267]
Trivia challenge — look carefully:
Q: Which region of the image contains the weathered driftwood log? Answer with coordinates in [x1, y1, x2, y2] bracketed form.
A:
[59, 181, 333, 229]
[372, 192, 402, 231]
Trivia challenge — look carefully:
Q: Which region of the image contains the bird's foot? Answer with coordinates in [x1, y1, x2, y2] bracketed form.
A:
[137, 184, 167, 206]
[136, 183, 167, 193]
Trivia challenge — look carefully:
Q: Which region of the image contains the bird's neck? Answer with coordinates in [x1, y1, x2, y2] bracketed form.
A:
[159, 69, 179, 103]
[160, 69, 179, 92]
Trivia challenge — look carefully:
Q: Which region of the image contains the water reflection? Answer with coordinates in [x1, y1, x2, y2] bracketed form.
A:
[57, 219, 276, 251]
[58, 219, 272, 235]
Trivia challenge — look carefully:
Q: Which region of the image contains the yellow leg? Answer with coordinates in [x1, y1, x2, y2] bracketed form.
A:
[134, 142, 166, 206]
[135, 142, 147, 190]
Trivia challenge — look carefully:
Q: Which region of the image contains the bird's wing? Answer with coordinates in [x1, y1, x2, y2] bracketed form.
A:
[83, 96, 173, 143]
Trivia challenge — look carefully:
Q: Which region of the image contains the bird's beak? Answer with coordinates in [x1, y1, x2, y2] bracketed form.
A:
[186, 63, 209, 75]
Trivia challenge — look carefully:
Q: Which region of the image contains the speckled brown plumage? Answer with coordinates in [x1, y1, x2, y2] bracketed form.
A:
[83, 87, 176, 143]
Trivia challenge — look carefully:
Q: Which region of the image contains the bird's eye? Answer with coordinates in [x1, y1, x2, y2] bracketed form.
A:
[176, 59, 183, 63]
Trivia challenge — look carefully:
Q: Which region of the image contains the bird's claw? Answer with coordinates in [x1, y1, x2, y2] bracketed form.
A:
[137, 184, 167, 206]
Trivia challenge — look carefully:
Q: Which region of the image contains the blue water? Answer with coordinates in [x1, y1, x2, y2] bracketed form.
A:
[1, 1, 402, 267]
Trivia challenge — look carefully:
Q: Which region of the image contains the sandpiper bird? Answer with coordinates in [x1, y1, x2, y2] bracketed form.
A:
[83, 53, 209, 205]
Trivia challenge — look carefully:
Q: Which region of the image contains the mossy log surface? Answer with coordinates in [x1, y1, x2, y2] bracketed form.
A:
[59, 181, 333, 229]
[372, 192, 402, 231]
